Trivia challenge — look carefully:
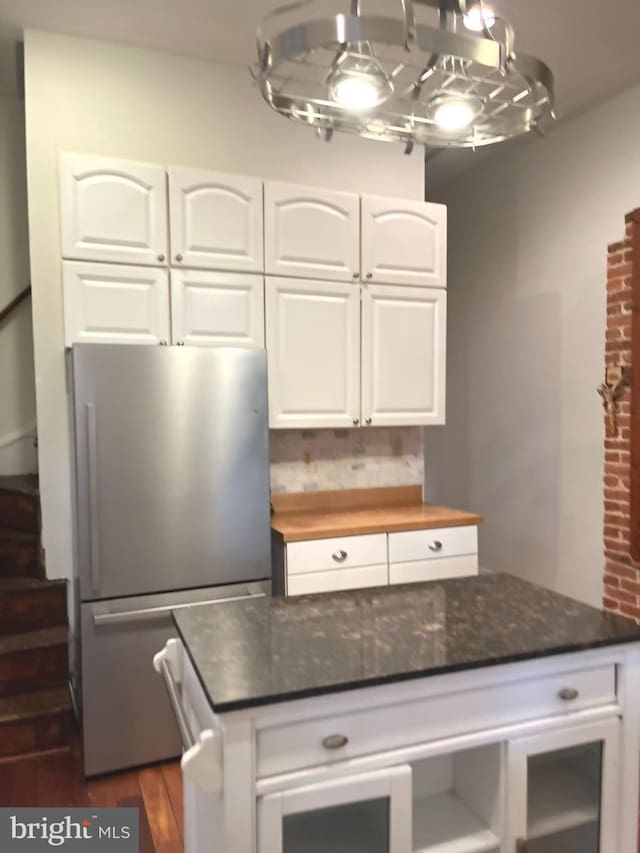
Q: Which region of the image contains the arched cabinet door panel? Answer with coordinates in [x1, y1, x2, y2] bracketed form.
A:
[265, 181, 360, 282]
[361, 195, 447, 288]
[60, 153, 168, 266]
[169, 168, 264, 272]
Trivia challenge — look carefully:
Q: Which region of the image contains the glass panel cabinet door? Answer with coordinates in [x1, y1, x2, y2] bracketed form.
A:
[258, 765, 412, 853]
[507, 719, 620, 853]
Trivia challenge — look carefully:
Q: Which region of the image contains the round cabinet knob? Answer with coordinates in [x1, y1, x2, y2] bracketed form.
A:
[353, 418, 360, 426]
[352, 272, 359, 279]
[175, 253, 183, 262]
[366, 272, 373, 279]
[428, 540, 443, 552]
[365, 417, 373, 425]
[322, 734, 349, 750]
[157, 253, 165, 262]
[558, 688, 579, 702]
[332, 550, 348, 563]
[177, 340, 185, 346]
[159, 340, 168, 347]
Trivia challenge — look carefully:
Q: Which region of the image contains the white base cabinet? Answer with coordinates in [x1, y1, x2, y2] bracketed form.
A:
[161, 642, 640, 853]
[274, 526, 479, 597]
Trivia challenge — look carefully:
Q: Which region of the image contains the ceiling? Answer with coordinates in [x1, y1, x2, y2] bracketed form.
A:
[1, 0, 639, 183]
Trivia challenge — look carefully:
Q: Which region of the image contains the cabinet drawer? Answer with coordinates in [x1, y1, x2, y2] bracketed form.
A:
[389, 526, 477, 564]
[287, 534, 387, 575]
[389, 555, 478, 585]
[257, 664, 616, 777]
[287, 564, 388, 597]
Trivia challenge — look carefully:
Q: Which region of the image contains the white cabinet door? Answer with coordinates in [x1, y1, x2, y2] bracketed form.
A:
[60, 153, 168, 266]
[63, 261, 170, 346]
[169, 168, 263, 272]
[507, 718, 620, 853]
[171, 270, 264, 348]
[265, 278, 360, 429]
[258, 765, 412, 853]
[361, 196, 447, 287]
[265, 182, 359, 281]
[361, 285, 446, 426]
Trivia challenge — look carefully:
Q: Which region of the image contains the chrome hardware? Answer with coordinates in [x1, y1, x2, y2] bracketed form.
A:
[353, 272, 359, 278]
[177, 341, 185, 346]
[322, 734, 349, 750]
[332, 550, 348, 563]
[365, 417, 373, 425]
[366, 273, 373, 279]
[159, 340, 168, 346]
[94, 591, 267, 627]
[558, 688, 579, 702]
[175, 253, 183, 262]
[86, 403, 101, 595]
[157, 253, 165, 262]
[428, 540, 443, 552]
[353, 418, 360, 425]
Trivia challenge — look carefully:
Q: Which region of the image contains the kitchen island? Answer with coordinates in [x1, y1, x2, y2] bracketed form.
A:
[155, 574, 640, 853]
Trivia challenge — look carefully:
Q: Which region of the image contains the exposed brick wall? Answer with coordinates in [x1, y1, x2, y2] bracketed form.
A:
[604, 212, 639, 619]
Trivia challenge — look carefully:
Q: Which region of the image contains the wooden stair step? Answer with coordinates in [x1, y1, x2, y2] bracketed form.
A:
[0, 529, 41, 579]
[0, 626, 68, 698]
[0, 578, 67, 636]
[0, 477, 39, 534]
[0, 687, 74, 758]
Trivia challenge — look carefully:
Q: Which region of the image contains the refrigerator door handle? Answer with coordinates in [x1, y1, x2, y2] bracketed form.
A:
[92, 590, 268, 627]
[86, 402, 101, 595]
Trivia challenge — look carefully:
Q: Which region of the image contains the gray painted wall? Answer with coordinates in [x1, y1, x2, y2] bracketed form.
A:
[426, 83, 640, 608]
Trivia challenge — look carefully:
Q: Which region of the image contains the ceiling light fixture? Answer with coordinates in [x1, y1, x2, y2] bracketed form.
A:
[254, 0, 556, 152]
[463, 4, 496, 32]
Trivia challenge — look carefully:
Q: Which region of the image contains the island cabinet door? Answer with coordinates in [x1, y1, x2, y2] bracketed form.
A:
[506, 718, 620, 853]
[258, 765, 412, 853]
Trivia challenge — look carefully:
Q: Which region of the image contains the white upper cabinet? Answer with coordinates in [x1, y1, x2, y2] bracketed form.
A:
[361, 196, 447, 288]
[171, 270, 264, 348]
[265, 278, 360, 429]
[60, 154, 168, 266]
[63, 261, 170, 347]
[361, 284, 446, 426]
[265, 182, 360, 282]
[168, 168, 264, 272]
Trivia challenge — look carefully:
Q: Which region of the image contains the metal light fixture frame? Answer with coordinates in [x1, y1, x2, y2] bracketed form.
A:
[254, 0, 556, 150]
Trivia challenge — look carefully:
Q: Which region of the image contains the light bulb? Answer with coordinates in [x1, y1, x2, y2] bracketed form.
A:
[332, 76, 383, 112]
[433, 99, 476, 131]
[463, 4, 496, 31]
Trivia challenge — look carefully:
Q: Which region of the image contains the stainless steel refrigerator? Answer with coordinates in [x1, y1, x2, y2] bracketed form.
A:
[71, 344, 271, 776]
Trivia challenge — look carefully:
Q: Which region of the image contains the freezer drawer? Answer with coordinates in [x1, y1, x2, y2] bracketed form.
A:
[81, 583, 267, 776]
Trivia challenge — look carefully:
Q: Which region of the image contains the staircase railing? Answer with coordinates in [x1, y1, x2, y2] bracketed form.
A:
[0, 285, 31, 327]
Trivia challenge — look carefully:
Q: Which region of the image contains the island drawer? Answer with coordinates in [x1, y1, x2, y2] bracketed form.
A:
[286, 533, 387, 575]
[388, 525, 478, 564]
[256, 663, 616, 777]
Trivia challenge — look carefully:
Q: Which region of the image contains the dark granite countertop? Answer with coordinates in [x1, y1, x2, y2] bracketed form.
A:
[173, 573, 640, 713]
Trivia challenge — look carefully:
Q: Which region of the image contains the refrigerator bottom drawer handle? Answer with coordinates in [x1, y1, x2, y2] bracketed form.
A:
[93, 590, 267, 626]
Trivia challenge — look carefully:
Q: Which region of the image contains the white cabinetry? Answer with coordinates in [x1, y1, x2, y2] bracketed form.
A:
[169, 168, 263, 272]
[171, 270, 264, 348]
[361, 195, 447, 288]
[274, 526, 478, 596]
[265, 278, 360, 429]
[265, 182, 360, 282]
[361, 285, 446, 427]
[63, 261, 170, 346]
[60, 154, 168, 266]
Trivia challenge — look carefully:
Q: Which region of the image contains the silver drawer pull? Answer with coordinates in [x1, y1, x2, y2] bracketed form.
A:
[322, 734, 349, 750]
[332, 550, 348, 562]
[428, 540, 443, 552]
[558, 688, 579, 702]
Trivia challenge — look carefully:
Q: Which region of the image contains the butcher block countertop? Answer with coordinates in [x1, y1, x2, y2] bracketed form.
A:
[271, 486, 482, 543]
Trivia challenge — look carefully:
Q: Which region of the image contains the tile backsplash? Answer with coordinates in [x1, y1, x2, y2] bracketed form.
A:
[270, 427, 424, 494]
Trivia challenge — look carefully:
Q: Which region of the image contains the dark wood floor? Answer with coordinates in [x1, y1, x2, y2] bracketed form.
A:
[0, 746, 183, 853]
